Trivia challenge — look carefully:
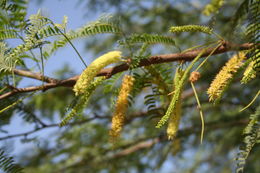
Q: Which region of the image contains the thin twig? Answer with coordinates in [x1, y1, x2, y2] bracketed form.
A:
[12, 69, 59, 83]
[191, 82, 205, 144]
[0, 115, 110, 141]
[240, 90, 260, 112]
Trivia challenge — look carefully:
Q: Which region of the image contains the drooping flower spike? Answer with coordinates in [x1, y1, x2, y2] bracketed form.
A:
[207, 52, 246, 102]
[110, 75, 135, 140]
[73, 51, 122, 96]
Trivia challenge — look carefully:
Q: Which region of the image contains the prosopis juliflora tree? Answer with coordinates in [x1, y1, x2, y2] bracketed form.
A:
[0, 0, 259, 173]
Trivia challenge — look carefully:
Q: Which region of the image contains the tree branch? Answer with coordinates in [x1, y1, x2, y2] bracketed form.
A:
[0, 115, 110, 141]
[63, 118, 248, 170]
[0, 42, 254, 100]
[97, 42, 254, 78]
[13, 69, 59, 83]
[110, 119, 248, 159]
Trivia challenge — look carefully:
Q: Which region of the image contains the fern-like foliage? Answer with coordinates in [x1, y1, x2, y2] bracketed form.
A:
[0, 149, 23, 173]
[3, 12, 51, 72]
[0, 1, 29, 72]
[0, 0, 28, 29]
[236, 105, 260, 173]
[132, 74, 165, 117]
[0, 0, 17, 12]
[231, 0, 251, 28]
[37, 25, 62, 39]
[143, 65, 172, 116]
[0, 28, 17, 40]
[245, 0, 260, 74]
[232, 0, 259, 82]
[46, 16, 122, 57]
[1, 12, 123, 72]
[0, 42, 13, 73]
[144, 84, 160, 112]
[146, 65, 171, 95]
[0, 12, 67, 72]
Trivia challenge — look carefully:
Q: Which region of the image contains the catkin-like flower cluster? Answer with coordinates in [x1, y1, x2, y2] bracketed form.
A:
[207, 52, 246, 102]
[73, 51, 122, 96]
[167, 68, 184, 139]
[60, 76, 105, 126]
[169, 25, 213, 35]
[167, 100, 181, 140]
[110, 75, 134, 139]
[203, 0, 224, 16]
[241, 61, 257, 84]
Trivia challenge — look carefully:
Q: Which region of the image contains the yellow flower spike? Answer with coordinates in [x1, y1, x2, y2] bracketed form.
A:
[167, 68, 184, 140]
[203, 0, 225, 16]
[73, 51, 122, 96]
[207, 52, 246, 102]
[167, 99, 182, 140]
[60, 76, 105, 126]
[241, 61, 257, 84]
[169, 25, 213, 35]
[110, 75, 134, 140]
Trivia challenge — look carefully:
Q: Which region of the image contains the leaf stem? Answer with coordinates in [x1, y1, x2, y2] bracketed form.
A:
[53, 25, 87, 68]
[191, 81, 205, 144]
[240, 90, 260, 112]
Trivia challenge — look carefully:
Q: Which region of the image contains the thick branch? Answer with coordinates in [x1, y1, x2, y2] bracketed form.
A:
[97, 42, 253, 78]
[0, 42, 254, 100]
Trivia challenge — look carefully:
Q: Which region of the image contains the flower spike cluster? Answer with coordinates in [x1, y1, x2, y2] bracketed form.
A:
[73, 51, 122, 96]
[241, 61, 257, 84]
[61, 51, 122, 126]
[207, 52, 246, 102]
[203, 0, 225, 16]
[169, 25, 213, 35]
[60, 76, 105, 126]
[110, 75, 134, 140]
[167, 68, 184, 140]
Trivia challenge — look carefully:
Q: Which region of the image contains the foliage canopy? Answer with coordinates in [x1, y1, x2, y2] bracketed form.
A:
[0, 0, 259, 173]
